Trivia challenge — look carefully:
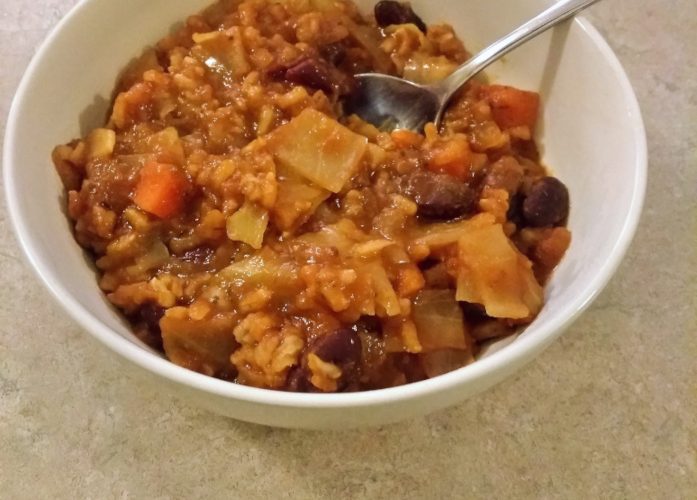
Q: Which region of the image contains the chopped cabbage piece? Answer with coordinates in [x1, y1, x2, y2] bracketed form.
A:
[412, 290, 470, 351]
[273, 177, 330, 231]
[217, 253, 299, 291]
[226, 202, 269, 249]
[456, 219, 543, 320]
[269, 109, 367, 193]
[413, 213, 496, 250]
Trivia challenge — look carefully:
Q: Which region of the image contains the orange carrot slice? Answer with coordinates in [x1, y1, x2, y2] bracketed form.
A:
[133, 161, 189, 219]
[481, 85, 540, 130]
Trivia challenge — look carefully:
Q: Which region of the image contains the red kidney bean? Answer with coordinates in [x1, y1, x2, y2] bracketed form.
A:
[374, 1, 427, 33]
[299, 325, 364, 392]
[402, 170, 476, 220]
[269, 56, 356, 96]
[312, 327, 362, 367]
[522, 177, 570, 227]
[283, 57, 334, 93]
[286, 318, 381, 392]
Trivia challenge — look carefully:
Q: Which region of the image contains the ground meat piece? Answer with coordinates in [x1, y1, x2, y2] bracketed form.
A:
[522, 177, 570, 227]
[402, 170, 476, 220]
[484, 156, 524, 196]
[374, 1, 427, 33]
[421, 262, 451, 288]
[83, 156, 143, 213]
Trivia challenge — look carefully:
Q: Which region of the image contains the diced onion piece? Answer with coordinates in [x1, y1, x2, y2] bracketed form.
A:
[412, 289, 469, 351]
[86, 128, 116, 161]
[269, 109, 368, 193]
[456, 219, 543, 320]
[226, 202, 269, 249]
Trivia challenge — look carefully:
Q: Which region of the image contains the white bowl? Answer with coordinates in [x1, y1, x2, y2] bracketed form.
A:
[3, 0, 646, 429]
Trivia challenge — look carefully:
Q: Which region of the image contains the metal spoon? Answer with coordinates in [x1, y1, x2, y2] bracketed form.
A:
[345, 0, 602, 132]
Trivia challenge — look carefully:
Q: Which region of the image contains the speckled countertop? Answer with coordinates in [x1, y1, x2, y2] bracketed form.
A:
[1, 0, 695, 498]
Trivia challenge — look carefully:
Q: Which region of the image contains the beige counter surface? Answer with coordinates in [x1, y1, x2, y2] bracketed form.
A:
[1, 0, 695, 498]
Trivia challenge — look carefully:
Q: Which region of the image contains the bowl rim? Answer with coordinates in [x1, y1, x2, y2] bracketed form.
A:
[3, 1, 647, 410]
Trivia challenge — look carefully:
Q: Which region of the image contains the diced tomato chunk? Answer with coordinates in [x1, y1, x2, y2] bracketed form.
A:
[133, 161, 189, 219]
[481, 85, 540, 130]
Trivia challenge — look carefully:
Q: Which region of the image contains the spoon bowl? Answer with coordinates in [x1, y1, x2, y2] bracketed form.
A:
[347, 0, 602, 131]
[346, 75, 443, 132]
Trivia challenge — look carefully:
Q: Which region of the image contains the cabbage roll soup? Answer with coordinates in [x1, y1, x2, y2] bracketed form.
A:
[53, 0, 571, 392]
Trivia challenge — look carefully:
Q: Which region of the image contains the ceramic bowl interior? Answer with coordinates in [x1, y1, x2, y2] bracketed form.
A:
[4, 0, 646, 428]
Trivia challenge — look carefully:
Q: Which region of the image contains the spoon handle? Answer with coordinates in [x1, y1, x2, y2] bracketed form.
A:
[434, 0, 603, 103]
